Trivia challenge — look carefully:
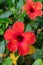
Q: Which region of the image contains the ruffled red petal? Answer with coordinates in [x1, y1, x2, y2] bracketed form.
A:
[22, 4, 28, 11]
[35, 10, 42, 16]
[17, 40, 29, 56]
[7, 41, 17, 52]
[4, 29, 14, 40]
[26, 0, 34, 5]
[27, 11, 36, 20]
[13, 21, 24, 34]
[35, 2, 42, 10]
[23, 32, 36, 44]
[23, 0, 35, 11]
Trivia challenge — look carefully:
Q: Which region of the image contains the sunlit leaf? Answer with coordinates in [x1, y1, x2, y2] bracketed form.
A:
[18, 11, 25, 22]
[4, 57, 12, 65]
[32, 59, 42, 65]
[0, 0, 3, 3]
[11, 0, 15, 4]
[10, 53, 20, 65]
[28, 45, 36, 54]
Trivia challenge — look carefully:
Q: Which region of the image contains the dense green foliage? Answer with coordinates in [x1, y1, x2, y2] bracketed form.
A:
[0, 0, 43, 65]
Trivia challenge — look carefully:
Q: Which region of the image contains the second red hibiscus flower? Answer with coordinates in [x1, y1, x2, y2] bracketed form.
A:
[23, 0, 42, 20]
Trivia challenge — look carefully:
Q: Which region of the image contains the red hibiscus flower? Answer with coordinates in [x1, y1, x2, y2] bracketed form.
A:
[23, 0, 42, 20]
[4, 22, 36, 56]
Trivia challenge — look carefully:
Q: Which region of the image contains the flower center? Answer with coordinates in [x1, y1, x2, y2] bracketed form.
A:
[16, 34, 24, 42]
[30, 7, 35, 13]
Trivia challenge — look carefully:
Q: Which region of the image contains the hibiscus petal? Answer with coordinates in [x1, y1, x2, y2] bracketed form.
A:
[22, 0, 34, 11]
[7, 41, 17, 52]
[24, 32, 36, 44]
[17, 40, 29, 56]
[4, 29, 14, 40]
[13, 22, 24, 33]
[29, 13, 36, 20]
[26, 0, 34, 5]
[22, 4, 28, 11]
[36, 2, 42, 10]
[27, 11, 36, 20]
[36, 10, 42, 16]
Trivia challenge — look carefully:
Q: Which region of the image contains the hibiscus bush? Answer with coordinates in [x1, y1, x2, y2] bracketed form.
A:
[0, 0, 43, 65]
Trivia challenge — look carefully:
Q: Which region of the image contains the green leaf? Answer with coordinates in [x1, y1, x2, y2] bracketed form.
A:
[31, 22, 39, 30]
[0, 10, 3, 15]
[10, 7, 17, 14]
[34, 0, 43, 3]
[18, 17, 24, 22]
[0, 29, 4, 35]
[4, 57, 12, 65]
[31, 49, 42, 59]
[37, 33, 43, 41]
[0, 11, 12, 18]
[18, 11, 25, 22]
[6, 0, 15, 7]
[0, 18, 12, 23]
[41, 47, 43, 54]
[17, 0, 24, 10]
[0, 18, 12, 35]
[0, 0, 3, 3]
[0, 63, 2, 65]
[32, 59, 42, 65]
[0, 41, 5, 54]
[6, 0, 13, 7]
[25, 24, 32, 32]
[11, 0, 15, 4]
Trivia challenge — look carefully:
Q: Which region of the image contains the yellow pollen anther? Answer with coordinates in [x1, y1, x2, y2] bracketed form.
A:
[32, 5, 35, 9]
[13, 40, 17, 43]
